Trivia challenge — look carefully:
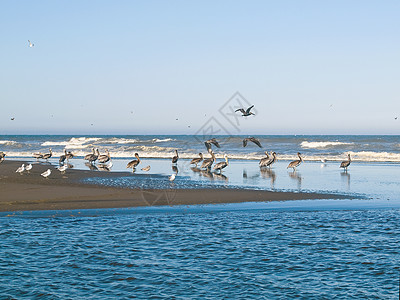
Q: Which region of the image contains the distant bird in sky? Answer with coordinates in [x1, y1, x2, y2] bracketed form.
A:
[41, 169, 51, 178]
[243, 137, 262, 148]
[395, 117, 398, 120]
[235, 105, 255, 116]
[204, 138, 221, 151]
[28, 40, 34, 48]
[11, 118, 15, 121]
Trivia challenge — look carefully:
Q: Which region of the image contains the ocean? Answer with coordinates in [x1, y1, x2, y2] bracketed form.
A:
[0, 135, 399, 298]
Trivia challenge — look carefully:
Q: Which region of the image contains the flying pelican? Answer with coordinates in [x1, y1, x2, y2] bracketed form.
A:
[243, 137, 262, 148]
[265, 152, 277, 168]
[141, 165, 151, 171]
[98, 149, 111, 164]
[127, 153, 141, 170]
[287, 152, 303, 171]
[41, 169, 51, 178]
[201, 150, 215, 170]
[33, 152, 43, 159]
[84, 148, 95, 160]
[172, 150, 179, 164]
[169, 174, 176, 181]
[190, 153, 203, 166]
[59, 150, 67, 164]
[204, 138, 221, 151]
[213, 154, 229, 173]
[88, 149, 100, 165]
[340, 153, 351, 171]
[16, 164, 25, 174]
[259, 151, 270, 168]
[25, 164, 33, 172]
[42, 149, 53, 160]
[235, 105, 255, 116]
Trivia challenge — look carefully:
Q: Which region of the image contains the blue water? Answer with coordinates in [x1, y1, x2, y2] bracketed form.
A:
[0, 208, 399, 299]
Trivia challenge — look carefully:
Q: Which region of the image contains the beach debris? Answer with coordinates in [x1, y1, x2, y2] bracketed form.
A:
[243, 137, 262, 148]
[141, 165, 151, 171]
[28, 40, 34, 48]
[16, 164, 25, 174]
[287, 152, 303, 171]
[235, 105, 255, 117]
[41, 169, 51, 178]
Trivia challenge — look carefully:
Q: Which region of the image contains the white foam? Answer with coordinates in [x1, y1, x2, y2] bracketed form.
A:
[152, 138, 175, 143]
[41, 137, 101, 147]
[101, 138, 138, 144]
[0, 140, 18, 145]
[301, 141, 353, 149]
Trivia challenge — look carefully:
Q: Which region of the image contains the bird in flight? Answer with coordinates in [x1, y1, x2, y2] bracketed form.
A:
[235, 105, 255, 116]
[204, 138, 221, 151]
[11, 117, 15, 121]
[243, 137, 262, 148]
[28, 40, 34, 48]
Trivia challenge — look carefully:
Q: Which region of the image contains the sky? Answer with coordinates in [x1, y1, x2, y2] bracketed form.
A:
[0, 0, 399, 135]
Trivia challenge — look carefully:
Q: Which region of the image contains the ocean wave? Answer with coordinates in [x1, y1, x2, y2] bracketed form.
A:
[41, 137, 101, 148]
[152, 138, 175, 143]
[100, 138, 138, 144]
[301, 141, 353, 149]
[0, 140, 18, 145]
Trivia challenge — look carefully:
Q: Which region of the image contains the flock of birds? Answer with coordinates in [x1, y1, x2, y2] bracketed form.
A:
[1, 105, 353, 181]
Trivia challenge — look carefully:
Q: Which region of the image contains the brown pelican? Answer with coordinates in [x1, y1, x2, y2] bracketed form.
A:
[190, 153, 203, 166]
[243, 137, 262, 148]
[172, 150, 179, 164]
[59, 150, 67, 164]
[266, 152, 277, 168]
[127, 153, 141, 170]
[340, 154, 351, 171]
[213, 155, 229, 172]
[287, 152, 303, 171]
[42, 149, 53, 160]
[84, 148, 95, 160]
[259, 151, 270, 168]
[66, 151, 74, 161]
[41, 169, 51, 178]
[0, 152, 5, 159]
[33, 152, 43, 159]
[88, 149, 100, 164]
[235, 105, 255, 116]
[201, 150, 215, 170]
[204, 138, 221, 151]
[98, 149, 111, 164]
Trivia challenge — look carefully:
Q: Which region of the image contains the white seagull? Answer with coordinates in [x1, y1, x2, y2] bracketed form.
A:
[57, 165, 68, 172]
[41, 169, 51, 178]
[169, 174, 176, 181]
[25, 164, 33, 172]
[16, 164, 25, 174]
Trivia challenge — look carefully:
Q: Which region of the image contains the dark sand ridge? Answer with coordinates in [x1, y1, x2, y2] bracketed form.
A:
[0, 160, 354, 212]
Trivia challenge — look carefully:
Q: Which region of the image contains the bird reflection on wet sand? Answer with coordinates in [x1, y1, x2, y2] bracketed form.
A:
[260, 168, 276, 189]
[288, 170, 302, 190]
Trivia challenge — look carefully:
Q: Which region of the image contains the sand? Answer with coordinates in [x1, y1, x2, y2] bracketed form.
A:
[0, 160, 351, 212]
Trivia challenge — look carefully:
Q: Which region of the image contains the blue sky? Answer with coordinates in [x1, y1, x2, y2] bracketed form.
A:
[1, 1, 399, 134]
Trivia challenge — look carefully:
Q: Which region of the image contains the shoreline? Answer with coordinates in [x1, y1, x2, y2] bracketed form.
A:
[0, 160, 356, 213]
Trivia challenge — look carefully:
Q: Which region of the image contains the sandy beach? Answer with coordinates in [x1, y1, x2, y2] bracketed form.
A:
[0, 160, 351, 212]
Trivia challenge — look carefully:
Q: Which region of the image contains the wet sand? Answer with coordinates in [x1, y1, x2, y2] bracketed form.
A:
[0, 160, 352, 212]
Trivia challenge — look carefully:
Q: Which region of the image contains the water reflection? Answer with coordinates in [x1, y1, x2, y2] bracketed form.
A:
[288, 170, 302, 190]
[172, 165, 179, 174]
[98, 164, 111, 172]
[213, 172, 228, 182]
[260, 168, 276, 189]
[340, 171, 351, 190]
[85, 162, 98, 171]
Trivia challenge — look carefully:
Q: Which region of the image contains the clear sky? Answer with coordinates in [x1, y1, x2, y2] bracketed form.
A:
[1, 0, 399, 135]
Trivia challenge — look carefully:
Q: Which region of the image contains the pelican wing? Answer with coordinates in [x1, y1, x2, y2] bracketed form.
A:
[235, 108, 246, 114]
[245, 105, 254, 114]
[250, 137, 262, 148]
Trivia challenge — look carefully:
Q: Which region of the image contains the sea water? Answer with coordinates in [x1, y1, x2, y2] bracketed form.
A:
[0, 135, 399, 298]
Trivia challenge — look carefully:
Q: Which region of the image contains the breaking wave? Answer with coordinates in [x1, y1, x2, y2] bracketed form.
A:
[301, 141, 353, 149]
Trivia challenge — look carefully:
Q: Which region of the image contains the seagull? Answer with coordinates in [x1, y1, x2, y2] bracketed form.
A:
[243, 137, 262, 148]
[287, 152, 303, 171]
[204, 138, 221, 151]
[340, 153, 351, 171]
[16, 164, 25, 174]
[28, 40, 34, 48]
[213, 155, 229, 173]
[33, 152, 43, 159]
[235, 105, 255, 116]
[127, 153, 141, 170]
[25, 164, 33, 172]
[41, 169, 51, 178]
[57, 165, 68, 173]
[190, 153, 203, 166]
[141, 165, 151, 171]
[172, 150, 179, 164]
[98, 149, 111, 164]
[169, 174, 176, 181]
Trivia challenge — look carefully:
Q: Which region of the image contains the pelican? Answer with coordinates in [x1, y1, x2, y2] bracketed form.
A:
[84, 148, 95, 160]
[201, 150, 215, 170]
[141, 165, 151, 171]
[190, 153, 203, 166]
[98, 161, 113, 172]
[41, 169, 51, 178]
[127, 153, 141, 170]
[214, 155, 229, 172]
[266, 152, 277, 168]
[204, 138, 221, 151]
[0, 152, 5, 159]
[259, 151, 270, 168]
[287, 152, 303, 171]
[42, 149, 53, 160]
[33, 152, 43, 159]
[25, 164, 33, 172]
[340, 154, 351, 171]
[57, 165, 68, 173]
[169, 174, 176, 181]
[98, 149, 111, 164]
[235, 105, 255, 116]
[66, 151, 74, 161]
[88, 149, 100, 164]
[28, 40, 34, 48]
[243, 137, 262, 148]
[59, 150, 67, 164]
[172, 150, 179, 164]
[16, 164, 25, 174]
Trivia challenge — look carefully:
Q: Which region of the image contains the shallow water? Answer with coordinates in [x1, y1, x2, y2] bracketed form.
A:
[0, 209, 399, 299]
